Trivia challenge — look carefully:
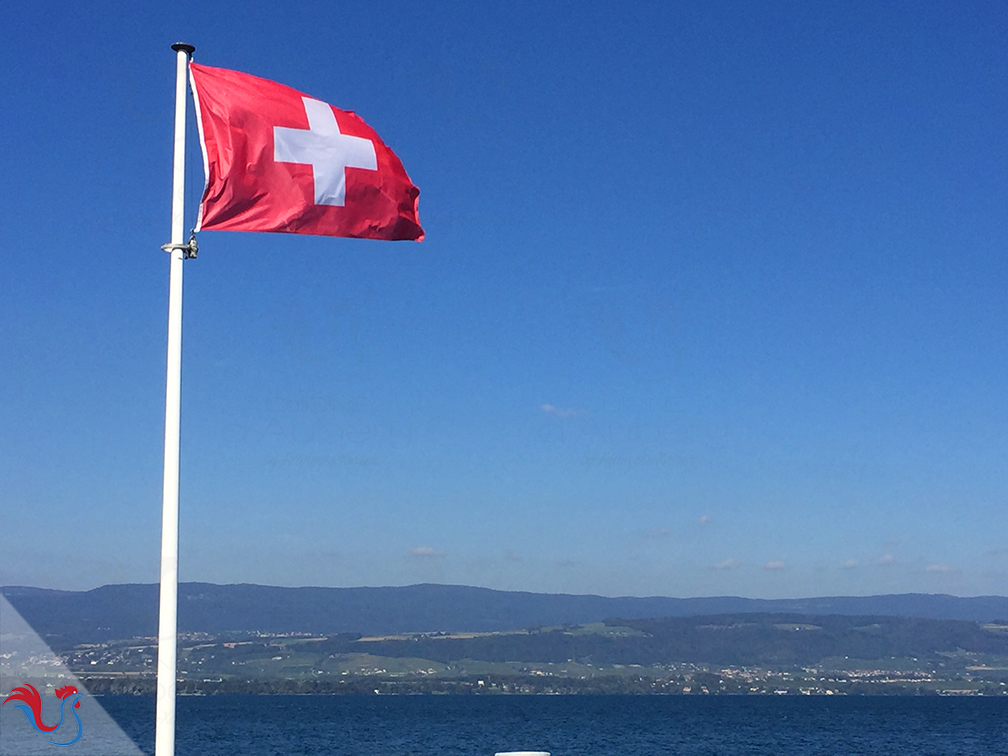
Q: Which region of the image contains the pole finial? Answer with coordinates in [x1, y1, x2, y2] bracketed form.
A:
[171, 42, 195, 55]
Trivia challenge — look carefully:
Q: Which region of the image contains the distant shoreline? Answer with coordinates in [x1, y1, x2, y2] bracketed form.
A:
[76, 674, 1005, 698]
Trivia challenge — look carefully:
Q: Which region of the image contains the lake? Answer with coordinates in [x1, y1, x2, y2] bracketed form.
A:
[96, 695, 1008, 756]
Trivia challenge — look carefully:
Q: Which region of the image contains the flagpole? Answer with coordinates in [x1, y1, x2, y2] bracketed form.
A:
[155, 40, 195, 756]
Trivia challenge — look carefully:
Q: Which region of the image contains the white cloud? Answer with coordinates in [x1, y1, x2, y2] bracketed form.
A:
[764, 561, 785, 571]
[926, 563, 959, 574]
[842, 559, 859, 569]
[409, 546, 444, 559]
[698, 515, 710, 526]
[646, 526, 671, 538]
[877, 554, 895, 565]
[541, 404, 586, 419]
[711, 558, 742, 571]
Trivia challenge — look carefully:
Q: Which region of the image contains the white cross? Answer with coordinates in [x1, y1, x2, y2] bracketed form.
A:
[274, 97, 378, 207]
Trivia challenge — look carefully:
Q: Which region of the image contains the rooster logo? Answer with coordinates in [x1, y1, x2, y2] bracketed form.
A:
[2, 683, 83, 745]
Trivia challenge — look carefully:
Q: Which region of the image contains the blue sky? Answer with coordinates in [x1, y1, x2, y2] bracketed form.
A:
[2, 1, 1007, 598]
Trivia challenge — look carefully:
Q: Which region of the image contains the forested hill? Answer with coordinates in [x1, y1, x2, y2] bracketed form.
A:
[342, 613, 1008, 669]
[3, 582, 1008, 645]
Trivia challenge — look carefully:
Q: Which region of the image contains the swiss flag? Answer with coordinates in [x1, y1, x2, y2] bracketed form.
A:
[189, 63, 423, 241]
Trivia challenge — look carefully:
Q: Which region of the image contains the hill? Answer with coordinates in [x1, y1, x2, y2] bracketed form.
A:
[4, 582, 1008, 646]
[351, 613, 1008, 668]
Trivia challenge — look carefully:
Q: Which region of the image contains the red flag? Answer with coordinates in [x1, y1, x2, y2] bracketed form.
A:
[189, 63, 423, 241]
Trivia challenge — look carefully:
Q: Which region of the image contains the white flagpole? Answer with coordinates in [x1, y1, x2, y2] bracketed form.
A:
[155, 40, 195, 756]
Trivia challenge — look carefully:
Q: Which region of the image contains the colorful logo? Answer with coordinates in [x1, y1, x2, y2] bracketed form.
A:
[2, 683, 83, 746]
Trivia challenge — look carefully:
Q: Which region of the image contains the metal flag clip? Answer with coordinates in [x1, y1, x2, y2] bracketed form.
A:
[160, 232, 198, 259]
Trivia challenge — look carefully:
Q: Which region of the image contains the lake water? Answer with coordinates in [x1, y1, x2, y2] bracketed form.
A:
[97, 695, 1008, 756]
